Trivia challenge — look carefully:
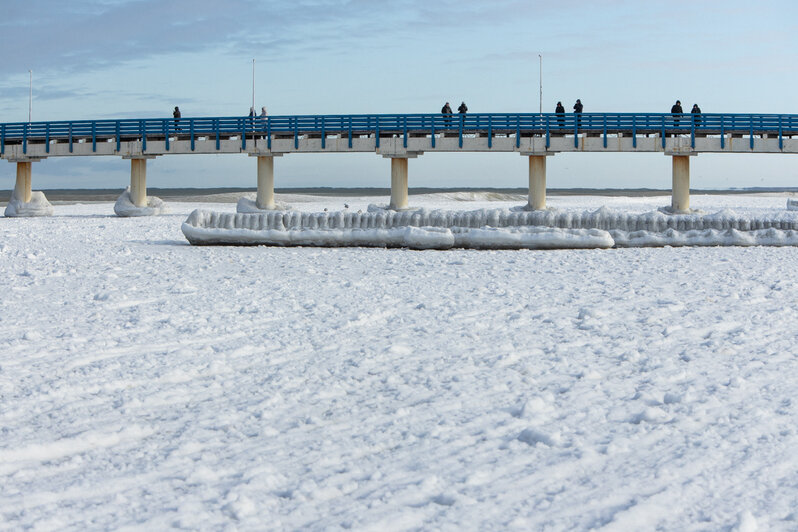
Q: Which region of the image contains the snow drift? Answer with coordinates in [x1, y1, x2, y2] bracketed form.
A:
[4, 189, 53, 217]
[113, 188, 169, 217]
[236, 196, 292, 213]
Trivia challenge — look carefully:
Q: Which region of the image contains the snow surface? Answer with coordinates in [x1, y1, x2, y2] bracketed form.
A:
[2, 192, 798, 530]
[4, 189, 53, 217]
[113, 188, 169, 217]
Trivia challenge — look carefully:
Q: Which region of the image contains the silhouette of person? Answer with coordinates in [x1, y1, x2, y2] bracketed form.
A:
[573, 99, 583, 127]
[441, 101, 453, 126]
[173, 106, 181, 130]
[691, 104, 701, 126]
[555, 101, 565, 127]
[458, 101, 468, 114]
[671, 100, 683, 126]
[259, 106, 268, 135]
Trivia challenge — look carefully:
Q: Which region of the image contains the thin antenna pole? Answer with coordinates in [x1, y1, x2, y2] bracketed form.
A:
[538, 54, 542, 115]
[252, 59, 255, 112]
[28, 70, 32, 123]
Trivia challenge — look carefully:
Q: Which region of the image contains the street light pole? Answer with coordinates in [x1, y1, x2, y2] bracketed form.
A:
[538, 54, 542, 115]
[251, 59, 255, 113]
[28, 70, 32, 123]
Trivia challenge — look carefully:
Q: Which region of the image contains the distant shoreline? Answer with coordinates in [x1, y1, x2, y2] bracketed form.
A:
[2, 186, 797, 203]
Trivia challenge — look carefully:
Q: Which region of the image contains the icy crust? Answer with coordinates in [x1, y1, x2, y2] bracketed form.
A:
[113, 188, 169, 217]
[236, 196, 292, 213]
[4, 190, 53, 217]
[182, 205, 798, 248]
[613, 227, 798, 247]
[182, 210, 613, 249]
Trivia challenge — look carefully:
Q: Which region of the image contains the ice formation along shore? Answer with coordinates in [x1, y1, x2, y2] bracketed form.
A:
[4, 189, 53, 217]
[181, 204, 798, 248]
[113, 188, 169, 217]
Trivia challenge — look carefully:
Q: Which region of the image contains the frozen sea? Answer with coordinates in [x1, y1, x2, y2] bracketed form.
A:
[1, 192, 798, 531]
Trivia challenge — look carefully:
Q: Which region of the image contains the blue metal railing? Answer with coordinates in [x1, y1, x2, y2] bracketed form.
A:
[1, 113, 797, 155]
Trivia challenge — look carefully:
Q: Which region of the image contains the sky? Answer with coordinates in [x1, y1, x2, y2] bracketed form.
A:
[1, 0, 797, 191]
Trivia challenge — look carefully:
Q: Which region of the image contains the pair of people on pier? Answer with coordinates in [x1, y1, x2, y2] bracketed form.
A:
[441, 102, 468, 114]
[441, 101, 468, 126]
[249, 107, 268, 118]
[553, 99, 582, 127]
[671, 100, 702, 125]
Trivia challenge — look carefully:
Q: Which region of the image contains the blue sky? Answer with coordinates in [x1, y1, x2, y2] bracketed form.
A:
[1, 0, 797, 190]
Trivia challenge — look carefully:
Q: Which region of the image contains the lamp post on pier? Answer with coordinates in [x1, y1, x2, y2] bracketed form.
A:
[538, 54, 542, 115]
[28, 70, 32, 123]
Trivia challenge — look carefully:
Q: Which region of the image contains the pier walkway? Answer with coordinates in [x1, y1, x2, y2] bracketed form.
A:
[2, 112, 797, 214]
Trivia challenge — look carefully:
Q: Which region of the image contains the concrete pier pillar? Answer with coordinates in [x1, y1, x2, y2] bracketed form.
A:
[130, 158, 147, 207]
[390, 157, 409, 210]
[672, 155, 690, 212]
[15, 161, 32, 203]
[256, 155, 275, 209]
[528, 155, 547, 210]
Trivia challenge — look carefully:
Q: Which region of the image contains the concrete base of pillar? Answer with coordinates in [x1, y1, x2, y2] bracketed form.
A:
[15, 161, 32, 203]
[671, 155, 691, 213]
[256, 156, 276, 210]
[5, 161, 53, 217]
[527, 155, 547, 210]
[130, 158, 148, 208]
[389, 158, 409, 210]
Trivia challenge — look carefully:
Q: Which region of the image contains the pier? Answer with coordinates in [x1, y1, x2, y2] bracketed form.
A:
[2, 112, 797, 216]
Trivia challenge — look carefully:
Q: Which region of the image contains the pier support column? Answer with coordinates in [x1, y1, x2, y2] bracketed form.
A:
[256, 155, 275, 209]
[118, 155, 162, 216]
[130, 158, 148, 207]
[527, 155, 548, 210]
[5, 158, 53, 217]
[390, 157, 409, 210]
[671, 155, 690, 212]
[15, 161, 32, 203]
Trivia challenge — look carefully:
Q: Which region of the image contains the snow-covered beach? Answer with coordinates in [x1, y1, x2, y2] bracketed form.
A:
[2, 192, 798, 530]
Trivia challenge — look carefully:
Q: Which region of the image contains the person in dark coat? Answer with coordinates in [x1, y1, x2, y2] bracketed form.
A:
[573, 99, 583, 127]
[458, 101, 468, 114]
[173, 106, 181, 130]
[671, 100, 683, 126]
[555, 101, 565, 127]
[691, 104, 702, 126]
[441, 101, 453, 126]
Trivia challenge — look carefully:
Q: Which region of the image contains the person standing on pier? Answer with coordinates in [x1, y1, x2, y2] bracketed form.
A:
[573, 99, 583, 127]
[691, 104, 702, 126]
[259, 106, 268, 137]
[556, 101, 565, 127]
[671, 100, 683, 126]
[458, 101, 468, 114]
[441, 102, 452, 126]
[173, 106, 181, 131]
